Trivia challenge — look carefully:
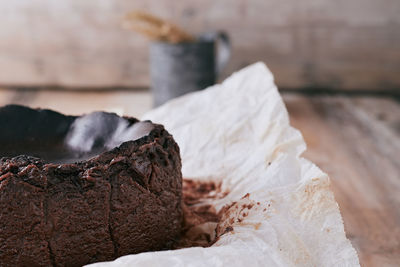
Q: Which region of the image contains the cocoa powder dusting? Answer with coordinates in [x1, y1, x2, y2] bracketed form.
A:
[175, 180, 258, 249]
[175, 179, 229, 248]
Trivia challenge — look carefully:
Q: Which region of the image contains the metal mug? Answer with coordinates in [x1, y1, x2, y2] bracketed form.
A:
[149, 32, 231, 107]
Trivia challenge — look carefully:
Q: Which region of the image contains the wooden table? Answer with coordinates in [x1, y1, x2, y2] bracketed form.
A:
[284, 94, 400, 267]
[1, 88, 399, 266]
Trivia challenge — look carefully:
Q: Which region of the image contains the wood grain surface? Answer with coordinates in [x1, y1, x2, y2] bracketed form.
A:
[284, 94, 400, 267]
[0, 88, 399, 266]
[1, 0, 400, 90]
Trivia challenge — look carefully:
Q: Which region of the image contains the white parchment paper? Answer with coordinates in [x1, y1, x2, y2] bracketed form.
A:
[89, 62, 360, 267]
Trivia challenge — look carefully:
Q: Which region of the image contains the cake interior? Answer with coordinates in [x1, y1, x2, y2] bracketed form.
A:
[0, 105, 154, 164]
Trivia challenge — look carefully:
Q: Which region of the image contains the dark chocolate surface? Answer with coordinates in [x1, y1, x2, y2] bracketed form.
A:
[0, 105, 182, 267]
[0, 105, 155, 163]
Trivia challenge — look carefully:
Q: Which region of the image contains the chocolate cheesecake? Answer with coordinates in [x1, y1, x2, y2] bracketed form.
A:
[0, 105, 182, 267]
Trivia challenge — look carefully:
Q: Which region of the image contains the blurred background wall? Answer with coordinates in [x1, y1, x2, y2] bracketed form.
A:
[1, 0, 399, 90]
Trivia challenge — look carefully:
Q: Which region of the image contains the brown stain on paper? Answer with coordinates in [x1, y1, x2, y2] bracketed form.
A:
[177, 179, 273, 249]
[177, 179, 263, 248]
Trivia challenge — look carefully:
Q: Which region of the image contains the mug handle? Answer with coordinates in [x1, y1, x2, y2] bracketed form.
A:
[215, 31, 231, 76]
[200, 31, 231, 77]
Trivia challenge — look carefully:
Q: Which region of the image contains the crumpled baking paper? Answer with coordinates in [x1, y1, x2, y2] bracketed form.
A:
[88, 62, 360, 267]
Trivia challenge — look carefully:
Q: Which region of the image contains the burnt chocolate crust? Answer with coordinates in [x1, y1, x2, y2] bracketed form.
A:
[0, 105, 182, 267]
